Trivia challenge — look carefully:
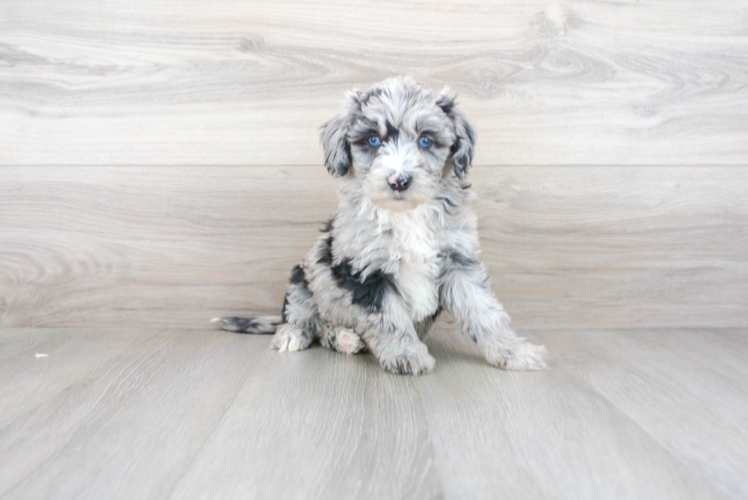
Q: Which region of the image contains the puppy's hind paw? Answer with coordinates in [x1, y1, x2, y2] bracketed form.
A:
[271, 324, 312, 352]
[486, 341, 548, 371]
[321, 324, 367, 355]
[336, 329, 366, 354]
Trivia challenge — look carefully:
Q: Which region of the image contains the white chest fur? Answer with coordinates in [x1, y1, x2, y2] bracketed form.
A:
[386, 207, 441, 322]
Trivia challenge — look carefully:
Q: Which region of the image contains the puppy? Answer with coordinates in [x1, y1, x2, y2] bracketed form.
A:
[213, 76, 547, 375]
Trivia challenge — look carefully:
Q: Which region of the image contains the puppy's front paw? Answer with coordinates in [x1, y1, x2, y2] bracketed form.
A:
[379, 345, 436, 376]
[485, 341, 548, 371]
[271, 324, 311, 352]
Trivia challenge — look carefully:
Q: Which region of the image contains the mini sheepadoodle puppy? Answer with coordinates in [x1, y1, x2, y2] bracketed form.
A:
[213, 76, 547, 375]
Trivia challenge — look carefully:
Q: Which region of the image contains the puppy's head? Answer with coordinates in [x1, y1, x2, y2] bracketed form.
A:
[320, 77, 475, 212]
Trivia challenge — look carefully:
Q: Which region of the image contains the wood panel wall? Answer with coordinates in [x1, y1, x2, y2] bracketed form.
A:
[1, 0, 747, 329]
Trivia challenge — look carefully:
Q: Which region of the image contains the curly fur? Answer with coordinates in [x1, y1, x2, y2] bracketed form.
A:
[213, 76, 547, 375]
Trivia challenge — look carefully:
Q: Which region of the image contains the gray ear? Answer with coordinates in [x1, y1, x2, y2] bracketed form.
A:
[436, 89, 476, 180]
[320, 91, 361, 177]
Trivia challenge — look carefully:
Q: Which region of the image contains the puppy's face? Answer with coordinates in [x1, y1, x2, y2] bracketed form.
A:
[321, 77, 476, 212]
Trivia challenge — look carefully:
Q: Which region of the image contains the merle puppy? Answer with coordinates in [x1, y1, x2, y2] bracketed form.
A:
[213, 76, 547, 375]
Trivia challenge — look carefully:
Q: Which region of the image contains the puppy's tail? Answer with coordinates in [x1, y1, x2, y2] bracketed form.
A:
[211, 315, 282, 334]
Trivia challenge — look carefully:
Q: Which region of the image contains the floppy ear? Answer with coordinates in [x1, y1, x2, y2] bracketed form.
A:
[436, 88, 476, 180]
[320, 91, 361, 177]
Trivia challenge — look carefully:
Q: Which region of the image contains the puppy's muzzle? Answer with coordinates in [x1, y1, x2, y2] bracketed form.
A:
[387, 173, 412, 192]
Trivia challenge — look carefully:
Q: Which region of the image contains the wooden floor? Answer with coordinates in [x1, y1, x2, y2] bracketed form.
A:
[1, 325, 746, 500]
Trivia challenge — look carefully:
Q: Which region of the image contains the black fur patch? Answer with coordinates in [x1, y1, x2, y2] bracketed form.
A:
[317, 235, 334, 265]
[338, 144, 352, 177]
[325, 158, 349, 177]
[320, 217, 335, 233]
[450, 137, 461, 155]
[281, 293, 289, 323]
[359, 87, 384, 107]
[223, 317, 260, 332]
[453, 151, 469, 171]
[436, 95, 456, 117]
[289, 264, 307, 285]
[441, 250, 479, 269]
[331, 259, 396, 313]
[430, 305, 443, 323]
[352, 133, 378, 148]
[384, 120, 399, 142]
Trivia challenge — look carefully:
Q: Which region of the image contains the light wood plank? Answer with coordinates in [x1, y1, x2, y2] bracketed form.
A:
[2, 0, 747, 165]
[0, 328, 270, 499]
[2, 166, 746, 329]
[1, 327, 745, 499]
[418, 323, 735, 500]
[539, 328, 748, 499]
[168, 339, 441, 500]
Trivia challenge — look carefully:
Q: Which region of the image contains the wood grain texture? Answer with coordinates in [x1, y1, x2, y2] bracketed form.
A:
[551, 328, 748, 500]
[2, 165, 746, 329]
[1, 326, 745, 499]
[3, 1, 746, 496]
[2, 0, 748, 165]
[420, 326, 743, 500]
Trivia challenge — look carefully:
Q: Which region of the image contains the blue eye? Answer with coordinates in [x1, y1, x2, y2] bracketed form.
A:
[419, 136, 433, 148]
[368, 136, 381, 147]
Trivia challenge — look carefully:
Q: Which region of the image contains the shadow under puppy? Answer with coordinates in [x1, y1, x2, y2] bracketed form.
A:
[213, 76, 547, 375]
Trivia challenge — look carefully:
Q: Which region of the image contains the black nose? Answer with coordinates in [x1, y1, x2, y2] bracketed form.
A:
[388, 174, 412, 192]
